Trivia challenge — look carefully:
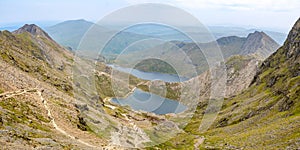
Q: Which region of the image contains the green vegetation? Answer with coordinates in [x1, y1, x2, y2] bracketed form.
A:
[225, 55, 255, 72]
[134, 58, 177, 74]
[0, 19, 296, 149]
[148, 20, 300, 149]
[0, 97, 51, 138]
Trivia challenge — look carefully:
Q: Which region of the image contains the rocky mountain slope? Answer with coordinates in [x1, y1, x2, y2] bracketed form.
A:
[0, 25, 109, 149]
[152, 18, 300, 150]
[0, 24, 156, 149]
[0, 24, 192, 149]
[0, 24, 74, 93]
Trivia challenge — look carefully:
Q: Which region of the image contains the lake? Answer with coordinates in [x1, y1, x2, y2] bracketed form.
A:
[108, 64, 188, 82]
[111, 89, 187, 115]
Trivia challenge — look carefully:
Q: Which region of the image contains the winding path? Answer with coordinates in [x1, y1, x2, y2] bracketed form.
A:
[0, 88, 99, 149]
[36, 90, 98, 148]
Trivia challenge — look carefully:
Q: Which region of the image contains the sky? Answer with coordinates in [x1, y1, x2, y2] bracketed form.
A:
[0, 0, 299, 33]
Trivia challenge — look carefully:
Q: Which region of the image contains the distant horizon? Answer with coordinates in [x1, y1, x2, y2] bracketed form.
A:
[1, 0, 299, 33]
[0, 18, 293, 34]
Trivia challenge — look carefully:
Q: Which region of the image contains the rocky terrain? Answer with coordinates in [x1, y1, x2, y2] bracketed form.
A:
[0, 25, 108, 149]
[0, 17, 299, 149]
[151, 18, 300, 149]
[0, 24, 189, 149]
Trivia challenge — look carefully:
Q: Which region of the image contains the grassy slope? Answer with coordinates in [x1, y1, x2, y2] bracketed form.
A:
[0, 28, 109, 148]
[0, 30, 73, 95]
[149, 19, 300, 149]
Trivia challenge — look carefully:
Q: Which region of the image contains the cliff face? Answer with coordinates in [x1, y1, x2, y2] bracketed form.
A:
[284, 18, 300, 59]
[253, 18, 300, 98]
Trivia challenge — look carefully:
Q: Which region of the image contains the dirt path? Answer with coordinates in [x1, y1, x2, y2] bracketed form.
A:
[194, 136, 205, 150]
[36, 90, 99, 149]
[0, 89, 38, 99]
[0, 88, 100, 149]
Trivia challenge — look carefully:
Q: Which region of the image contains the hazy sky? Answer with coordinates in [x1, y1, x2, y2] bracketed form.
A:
[1, 0, 299, 32]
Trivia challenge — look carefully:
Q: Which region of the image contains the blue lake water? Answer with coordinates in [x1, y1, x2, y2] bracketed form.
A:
[111, 89, 187, 115]
[108, 64, 188, 82]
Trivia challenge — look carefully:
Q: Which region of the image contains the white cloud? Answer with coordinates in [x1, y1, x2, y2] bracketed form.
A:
[122, 0, 299, 32]
[125, 0, 300, 12]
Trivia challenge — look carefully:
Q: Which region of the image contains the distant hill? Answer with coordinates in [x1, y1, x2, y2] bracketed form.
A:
[45, 19, 95, 50]
[208, 26, 287, 45]
[124, 24, 287, 45]
[45, 19, 154, 54]
[44, 19, 287, 54]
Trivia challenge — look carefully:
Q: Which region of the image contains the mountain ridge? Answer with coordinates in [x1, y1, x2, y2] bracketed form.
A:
[44, 19, 286, 51]
[117, 30, 279, 77]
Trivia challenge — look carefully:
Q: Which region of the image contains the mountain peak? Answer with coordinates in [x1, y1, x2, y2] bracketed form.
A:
[241, 31, 279, 58]
[13, 24, 52, 40]
[247, 31, 269, 40]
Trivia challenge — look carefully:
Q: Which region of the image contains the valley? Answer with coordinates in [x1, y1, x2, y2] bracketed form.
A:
[0, 5, 299, 149]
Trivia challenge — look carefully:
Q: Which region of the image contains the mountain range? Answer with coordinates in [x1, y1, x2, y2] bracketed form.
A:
[44, 19, 286, 51]
[0, 17, 299, 149]
[116, 30, 279, 77]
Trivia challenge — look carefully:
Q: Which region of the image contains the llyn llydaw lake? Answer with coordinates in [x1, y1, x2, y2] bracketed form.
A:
[111, 89, 187, 115]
